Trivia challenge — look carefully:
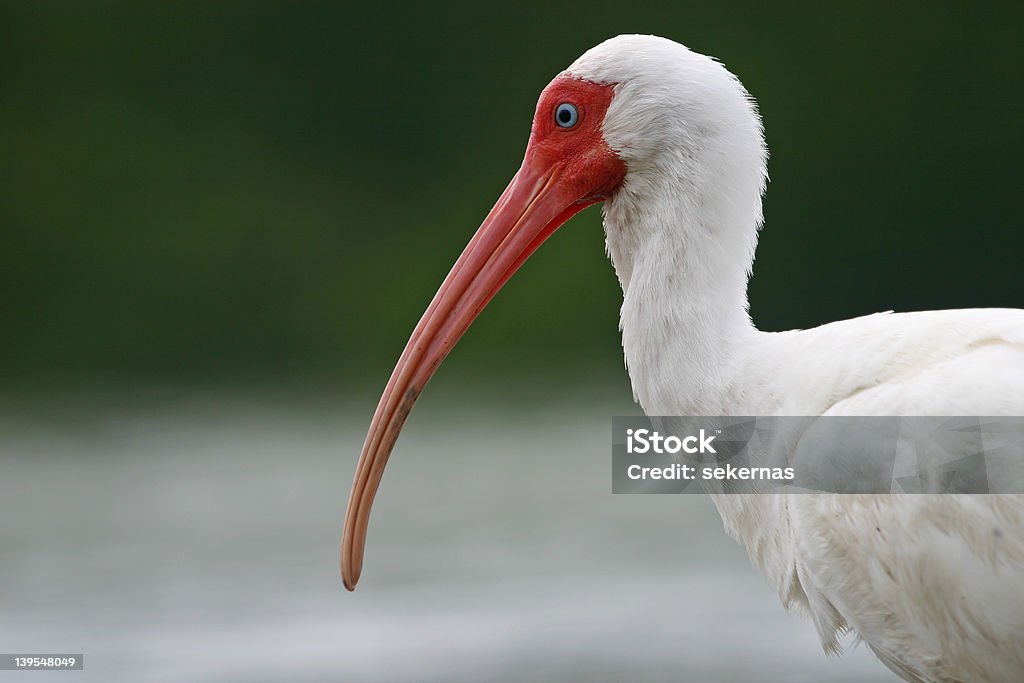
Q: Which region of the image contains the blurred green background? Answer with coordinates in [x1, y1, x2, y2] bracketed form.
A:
[3, 2, 1023, 395]
[2, 6, 1021, 681]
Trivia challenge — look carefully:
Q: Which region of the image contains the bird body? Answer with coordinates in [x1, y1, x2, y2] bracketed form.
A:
[641, 307, 1024, 681]
[343, 35, 1024, 682]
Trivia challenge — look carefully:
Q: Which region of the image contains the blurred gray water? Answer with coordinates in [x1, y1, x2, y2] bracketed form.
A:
[0, 392, 893, 682]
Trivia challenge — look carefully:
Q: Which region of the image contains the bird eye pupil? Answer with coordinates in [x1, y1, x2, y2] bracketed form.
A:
[559, 109, 572, 123]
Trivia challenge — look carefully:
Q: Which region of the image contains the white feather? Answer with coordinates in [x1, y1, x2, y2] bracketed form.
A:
[568, 35, 1024, 682]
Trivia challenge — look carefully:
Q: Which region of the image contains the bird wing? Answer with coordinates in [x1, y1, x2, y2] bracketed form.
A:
[784, 309, 1024, 681]
[765, 308, 1024, 416]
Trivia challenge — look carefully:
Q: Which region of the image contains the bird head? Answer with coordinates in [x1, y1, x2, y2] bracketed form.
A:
[341, 34, 766, 590]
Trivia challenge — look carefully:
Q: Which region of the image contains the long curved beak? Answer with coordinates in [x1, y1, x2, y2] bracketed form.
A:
[341, 153, 597, 590]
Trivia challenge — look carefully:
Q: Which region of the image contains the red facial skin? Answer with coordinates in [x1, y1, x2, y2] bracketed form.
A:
[528, 76, 627, 206]
[341, 76, 626, 590]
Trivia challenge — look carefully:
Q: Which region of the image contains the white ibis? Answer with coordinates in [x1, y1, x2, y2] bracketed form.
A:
[342, 35, 1024, 682]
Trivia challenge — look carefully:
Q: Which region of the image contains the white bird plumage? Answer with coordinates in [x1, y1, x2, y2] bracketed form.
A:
[567, 35, 1024, 682]
[341, 34, 1024, 683]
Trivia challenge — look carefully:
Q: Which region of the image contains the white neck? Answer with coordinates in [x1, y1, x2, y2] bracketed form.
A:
[571, 34, 798, 602]
[602, 142, 803, 607]
[602, 162, 760, 415]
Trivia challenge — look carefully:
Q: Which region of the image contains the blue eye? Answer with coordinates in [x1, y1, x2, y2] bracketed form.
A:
[555, 102, 579, 128]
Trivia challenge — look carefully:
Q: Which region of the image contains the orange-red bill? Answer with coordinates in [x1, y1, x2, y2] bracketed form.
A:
[341, 76, 624, 590]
